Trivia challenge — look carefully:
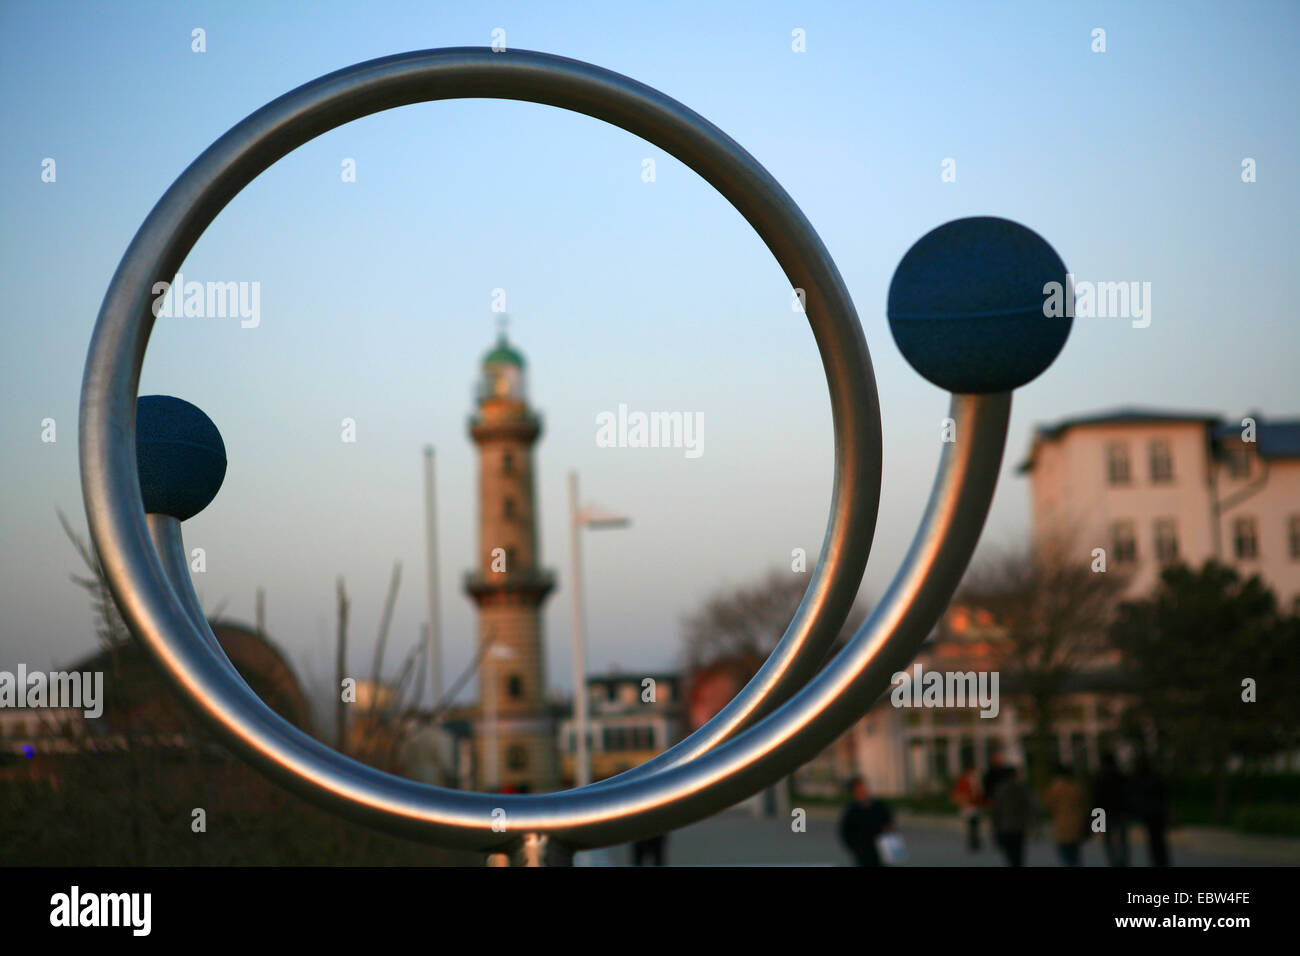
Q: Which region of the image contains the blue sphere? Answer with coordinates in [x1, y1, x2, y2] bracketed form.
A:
[887, 216, 1071, 393]
[136, 395, 227, 520]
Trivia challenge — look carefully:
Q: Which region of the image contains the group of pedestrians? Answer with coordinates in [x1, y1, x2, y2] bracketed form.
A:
[949, 749, 1171, 866]
[1091, 752, 1172, 866]
[836, 751, 1172, 867]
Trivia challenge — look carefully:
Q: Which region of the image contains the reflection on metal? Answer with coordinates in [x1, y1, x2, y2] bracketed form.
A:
[147, 513, 236, 673]
[81, 48, 1019, 864]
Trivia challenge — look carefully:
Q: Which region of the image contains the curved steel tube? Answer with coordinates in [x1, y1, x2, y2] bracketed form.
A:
[79, 47, 1011, 854]
[148, 513, 254, 692]
[81, 48, 881, 803]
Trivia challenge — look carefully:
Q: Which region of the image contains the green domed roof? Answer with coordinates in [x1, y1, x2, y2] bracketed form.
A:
[483, 334, 525, 368]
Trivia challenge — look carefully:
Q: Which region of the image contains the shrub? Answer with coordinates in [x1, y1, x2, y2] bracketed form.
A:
[1231, 805, 1300, 838]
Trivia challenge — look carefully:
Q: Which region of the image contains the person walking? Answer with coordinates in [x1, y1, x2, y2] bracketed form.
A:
[632, 833, 668, 866]
[980, 748, 1014, 854]
[950, 762, 984, 851]
[1130, 754, 1171, 867]
[990, 764, 1036, 866]
[1093, 752, 1130, 866]
[1042, 763, 1089, 866]
[981, 748, 1014, 809]
[839, 777, 894, 866]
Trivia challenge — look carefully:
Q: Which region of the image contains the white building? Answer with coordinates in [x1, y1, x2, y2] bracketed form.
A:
[838, 406, 1300, 796]
[1019, 407, 1300, 607]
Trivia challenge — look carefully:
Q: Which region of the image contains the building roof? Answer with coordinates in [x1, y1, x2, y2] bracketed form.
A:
[586, 672, 681, 687]
[1213, 419, 1300, 459]
[1256, 421, 1300, 459]
[1033, 406, 1221, 441]
[1018, 407, 1300, 472]
[482, 333, 524, 368]
[1018, 406, 1221, 472]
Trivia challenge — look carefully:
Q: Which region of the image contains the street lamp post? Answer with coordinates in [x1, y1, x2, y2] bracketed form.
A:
[422, 446, 443, 714]
[568, 470, 630, 788]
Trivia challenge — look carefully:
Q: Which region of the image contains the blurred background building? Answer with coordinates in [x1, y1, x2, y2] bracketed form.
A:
[1019, 407, 1300, 605]
[817, 406, 1300, 797]
[557, 672, 685, 785]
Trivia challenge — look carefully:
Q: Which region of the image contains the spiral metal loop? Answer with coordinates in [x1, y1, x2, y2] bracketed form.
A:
[79, 48, 1013, 861]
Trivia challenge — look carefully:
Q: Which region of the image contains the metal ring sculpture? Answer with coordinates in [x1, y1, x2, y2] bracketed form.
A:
[80, 48, 1070, 865]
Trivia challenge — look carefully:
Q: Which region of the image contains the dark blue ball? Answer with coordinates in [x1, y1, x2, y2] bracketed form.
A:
[887, 216, 1071, 393]
[136, 395, 227, 520]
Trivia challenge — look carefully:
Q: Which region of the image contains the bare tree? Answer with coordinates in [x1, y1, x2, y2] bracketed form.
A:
[58, 510, 130, 651]
[957, 534, 1128, 784]
[681, 567, 868, 679]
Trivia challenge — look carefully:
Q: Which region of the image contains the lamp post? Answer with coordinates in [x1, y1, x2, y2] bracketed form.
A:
[422, 446, 443, 713]
[568, 470, 630, 788]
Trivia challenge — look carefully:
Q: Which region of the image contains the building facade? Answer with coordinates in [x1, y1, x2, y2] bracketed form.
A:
[812, 407, 1300, 797]
[556, 673, 685, 786]
[800, 607, 1128, 797]
[464, 333, 559, 793]
[1018, 407, 1300, 608]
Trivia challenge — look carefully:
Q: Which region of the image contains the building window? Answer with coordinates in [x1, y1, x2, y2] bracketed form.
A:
[1105, 442, 1131, 485]
[1233, 516, 1259, 560]
[506, 745, 527, 770]
[1154, 518, 1179, 564]
[1111, 521, 1137, 564]
[502, 451, 515, 475]
[1226, 445, 1251, 480]
[1289, 516, 1300, 560]
[1149, 439, 1174, 483]
[503, 497, 516, 521]
[506, 674, 523, 700]
[931, 736, 950, 780]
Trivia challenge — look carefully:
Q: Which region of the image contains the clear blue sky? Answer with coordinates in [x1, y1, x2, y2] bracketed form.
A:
[2, 0, 1297, 703]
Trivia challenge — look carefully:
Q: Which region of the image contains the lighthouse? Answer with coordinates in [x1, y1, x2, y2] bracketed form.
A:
[465, 328, 558, 793]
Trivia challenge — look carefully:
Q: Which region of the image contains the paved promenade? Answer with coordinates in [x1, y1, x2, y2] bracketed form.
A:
[578, 806, 1300, 867]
